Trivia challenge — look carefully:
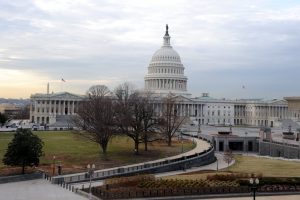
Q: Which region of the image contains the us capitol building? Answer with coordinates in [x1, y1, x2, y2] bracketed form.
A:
[30, 25, 299, 130]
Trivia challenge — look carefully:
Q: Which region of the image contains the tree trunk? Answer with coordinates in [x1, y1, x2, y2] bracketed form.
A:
[101, 143, 108, 160]
[134, 140, 139, 155]
[22, 161, 25, 174]
[144, 134, 148, 151]
[167, 134, 172, 146]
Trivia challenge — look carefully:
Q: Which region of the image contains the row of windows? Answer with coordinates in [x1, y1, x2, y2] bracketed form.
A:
[207, 105, 231, 109]
[148, 67, 184, 74]
[149, 63, 182, 67]
[35, 100, 78, 105]
[207, 110, 231, 116]
[245, 106, 287, 110]
[206, 118, 231, 124]
[35, 107, 76, 114]
[152, 55, 180, 61]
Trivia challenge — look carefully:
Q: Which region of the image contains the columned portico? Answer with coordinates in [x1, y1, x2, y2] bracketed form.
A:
[30, 92, 83, 128]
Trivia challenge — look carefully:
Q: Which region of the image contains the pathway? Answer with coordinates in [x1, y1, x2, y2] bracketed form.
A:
[0, 179, 86, 200]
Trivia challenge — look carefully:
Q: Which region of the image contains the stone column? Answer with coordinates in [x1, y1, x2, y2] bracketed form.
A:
[67, 101, 70, 115]
[58, 100, 61, 115]
[48, 100, 52, 115]
[72, 101, 75, 114]
[63, 101, 66, 115]
[54, 100, 57, 116]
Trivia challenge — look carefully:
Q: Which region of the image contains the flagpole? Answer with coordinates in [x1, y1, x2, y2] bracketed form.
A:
[61, 78, 66, 92]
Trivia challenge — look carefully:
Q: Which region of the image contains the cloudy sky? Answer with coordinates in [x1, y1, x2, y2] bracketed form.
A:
[1, 0, 300, 99]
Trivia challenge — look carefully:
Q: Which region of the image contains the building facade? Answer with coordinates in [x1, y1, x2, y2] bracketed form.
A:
[284, 97, 300, 121]
[29, 25, 293, 129]
[144, 24, 190, 97]
[144, 25, 289, 128]
[30, 92, 83, 128]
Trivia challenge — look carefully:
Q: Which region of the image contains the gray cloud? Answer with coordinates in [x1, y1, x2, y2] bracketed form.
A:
[0, 0, 300, 98]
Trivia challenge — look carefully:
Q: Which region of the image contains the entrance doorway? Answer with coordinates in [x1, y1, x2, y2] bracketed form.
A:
[219, 141, 224, 151]
[229, 141, 244, 151]
[248, 141, 253, 151]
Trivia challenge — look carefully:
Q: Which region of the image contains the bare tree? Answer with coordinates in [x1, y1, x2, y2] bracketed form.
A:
[114, 83, 143, 154]
[159, 93, 186, 146]
[114, 83, 160, 154]
[73, 85, 116, 156]
[223, 149, 234, 169]
[140, 92, 160, 151]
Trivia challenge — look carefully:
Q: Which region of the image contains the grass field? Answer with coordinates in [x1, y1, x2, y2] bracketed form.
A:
[226, 155, 300, 177]
[0, 131, 195, 175]
[164, 154, 300, 180]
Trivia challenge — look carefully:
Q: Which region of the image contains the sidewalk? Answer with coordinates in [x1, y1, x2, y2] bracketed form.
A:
[0, 179, 86, 200]
[70, 137, 216, 188]
[155, 152, 234, 177]
[57, 136, 212, 180]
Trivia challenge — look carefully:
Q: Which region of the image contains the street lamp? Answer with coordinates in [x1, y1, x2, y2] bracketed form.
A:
[52, 155, 56, 176]
[87, 164, 95, 200]
[197, 123, 201, 138]
[249, 178, 259, 200]
[181, 132, 184, 153]
[245, 132, 248, 155]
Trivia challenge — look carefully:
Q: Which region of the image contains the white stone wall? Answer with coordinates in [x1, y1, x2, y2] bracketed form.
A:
[30, 92, 83, 125]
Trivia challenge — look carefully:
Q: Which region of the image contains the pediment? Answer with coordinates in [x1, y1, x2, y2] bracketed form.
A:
[269, 99, 287, 105]
[51, 92, 84, 100]
[173, 95, 194, 102]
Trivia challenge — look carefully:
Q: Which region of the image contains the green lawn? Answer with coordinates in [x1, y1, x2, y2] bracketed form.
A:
[0, 131, 194, 174]
[226, 155, 300, 177]
[163, 155, 300, 180]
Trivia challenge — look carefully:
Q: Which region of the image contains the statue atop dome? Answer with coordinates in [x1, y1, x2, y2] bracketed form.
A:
[165, 24, 169, 36]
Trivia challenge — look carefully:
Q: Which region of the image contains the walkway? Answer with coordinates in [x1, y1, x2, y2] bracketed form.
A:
[55, 136, 212, 183]
[69, 136, 215, 188]
[0, 179, 86, 200]
[155, 153, 234, 177]
[71, 152, 233, 189]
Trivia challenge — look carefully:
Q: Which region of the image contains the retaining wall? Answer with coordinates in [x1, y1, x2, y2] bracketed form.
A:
[259, 140, 300, 159]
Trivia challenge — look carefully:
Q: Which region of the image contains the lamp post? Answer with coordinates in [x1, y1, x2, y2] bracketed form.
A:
[87, 164, 95, 200]
[181, 132, 183, 153]
[245, 132, 248, 155]
[52, 155, 56, 176]
[197, 123, 201, 138]
[249, 178, 259, 200]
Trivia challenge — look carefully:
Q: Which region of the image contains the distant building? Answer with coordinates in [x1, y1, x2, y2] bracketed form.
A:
[144, 24, 190, 97]
[28, 25, 295, 129]
[0, 103, 22, 119]
[284, 97, 300, 121]
[29, 92, 83, 129]
[144, 25, 289, 128]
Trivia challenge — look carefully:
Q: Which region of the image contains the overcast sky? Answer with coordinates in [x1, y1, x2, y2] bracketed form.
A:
[1, 0, 300, 99]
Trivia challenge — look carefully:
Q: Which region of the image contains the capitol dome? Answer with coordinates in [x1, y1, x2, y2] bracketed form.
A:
[151, 47, 181, 63]
[144, 25, 190, 97]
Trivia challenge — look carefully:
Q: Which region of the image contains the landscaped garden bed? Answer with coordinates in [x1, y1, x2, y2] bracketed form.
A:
[86, 173, 300, 199]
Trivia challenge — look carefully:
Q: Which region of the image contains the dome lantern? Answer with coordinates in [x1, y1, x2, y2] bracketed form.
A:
[163, 24, 171, 46]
